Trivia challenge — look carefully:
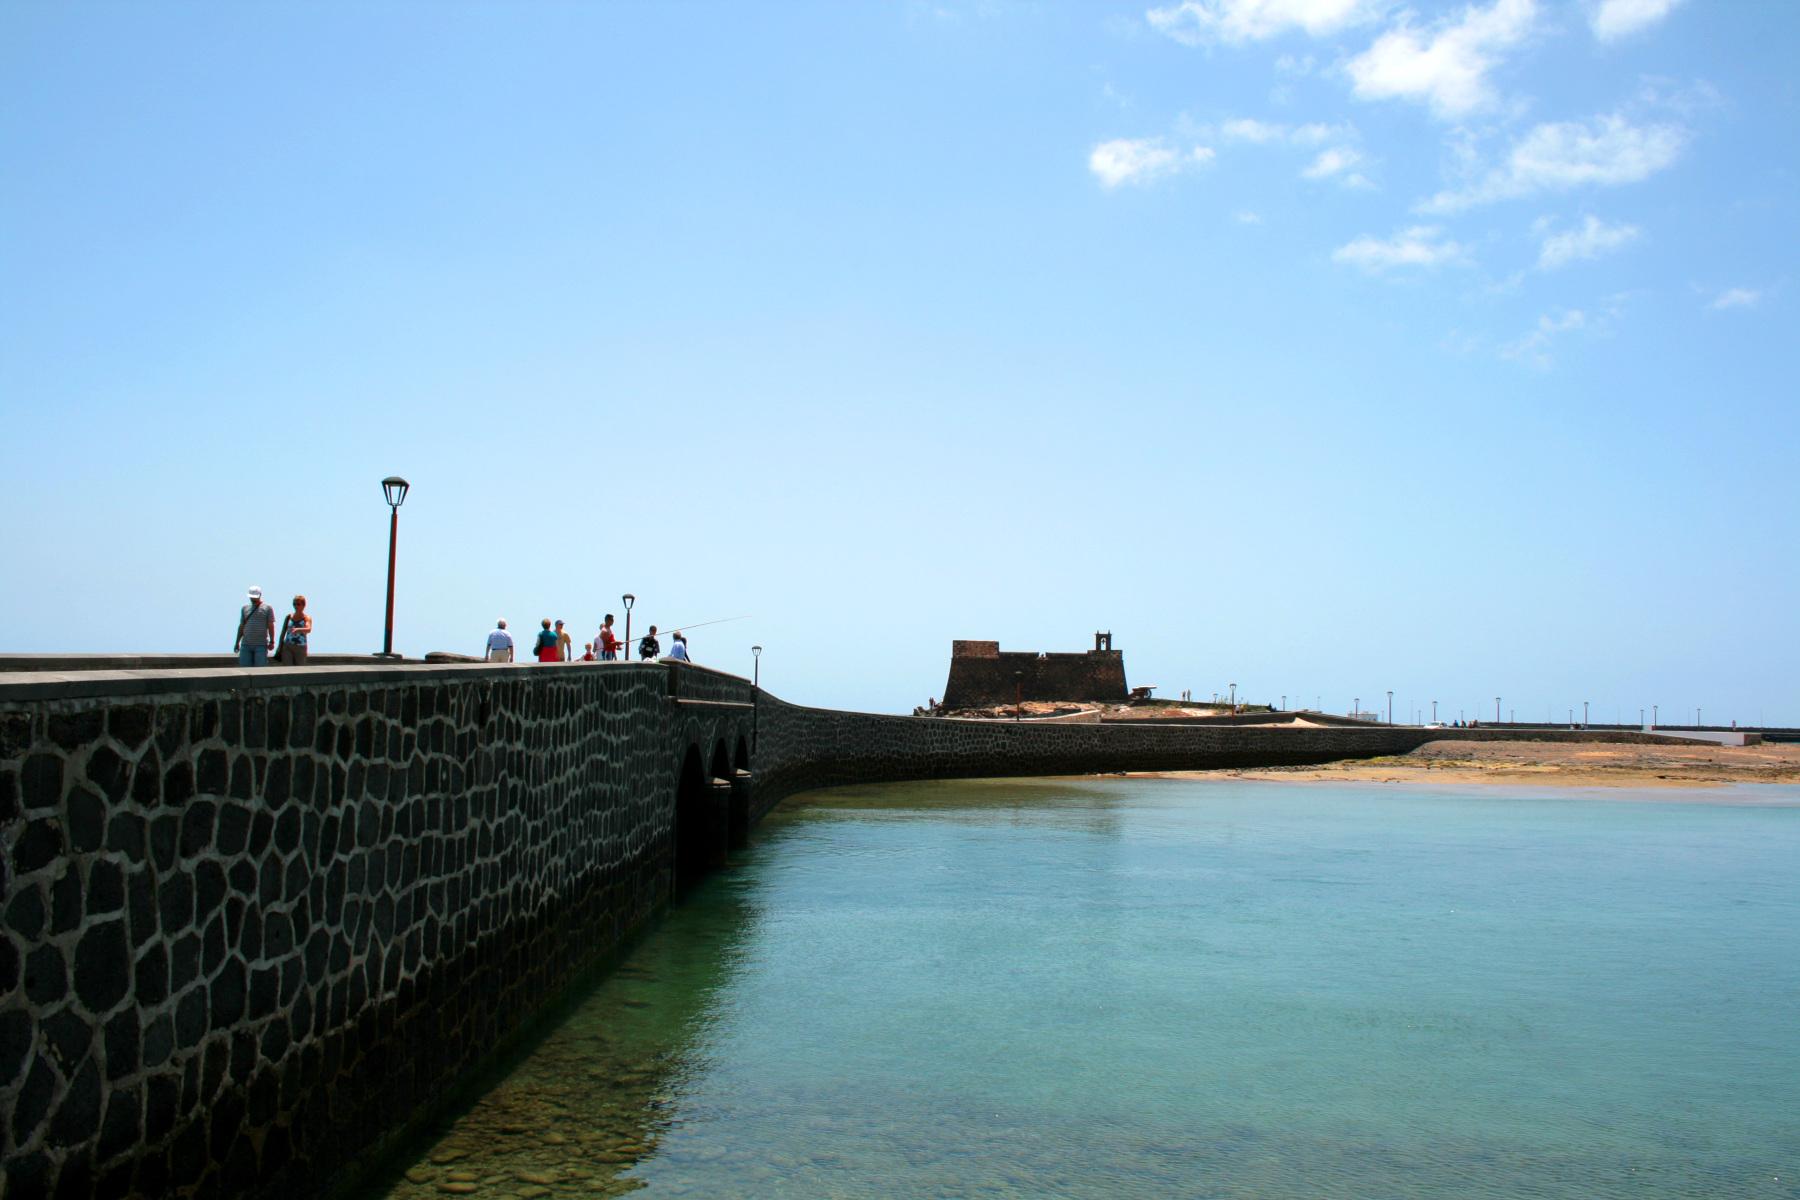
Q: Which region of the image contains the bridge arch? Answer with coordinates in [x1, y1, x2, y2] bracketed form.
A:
[674, 745, 711, 893]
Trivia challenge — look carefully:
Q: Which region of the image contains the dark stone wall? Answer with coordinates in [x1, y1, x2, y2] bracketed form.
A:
[940, 642, 1128, 709]
[0, 662, 753, 1200]
[1, 658, 1682, 1199]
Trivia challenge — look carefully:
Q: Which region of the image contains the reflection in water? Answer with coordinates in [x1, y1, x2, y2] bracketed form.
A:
[369, 873, 760, 1197]
[372, 778, 1800, 1199]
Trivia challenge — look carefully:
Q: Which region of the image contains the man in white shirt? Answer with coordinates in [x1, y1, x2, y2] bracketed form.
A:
[667, 632, 690, 662]
[485, 620, 515, 663]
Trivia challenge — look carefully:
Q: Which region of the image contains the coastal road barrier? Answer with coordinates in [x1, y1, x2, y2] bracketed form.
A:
[0, 659, 1703, 1199]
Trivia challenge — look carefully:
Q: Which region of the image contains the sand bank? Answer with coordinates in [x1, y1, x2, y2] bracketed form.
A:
[1150, 739, 1800, 788]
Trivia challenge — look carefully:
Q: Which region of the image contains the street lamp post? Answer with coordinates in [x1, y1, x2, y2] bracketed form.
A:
[622, 594, 635, 660]
[1496, 697, 1501, 724]
[1583, 700, 1589, 728]
[1015, 671, 1023, 722]
[751, 645, 762, 753]
[1432, 700, 1438, 723]
[1281, 695, 1286, 711]
[1354, 697, 1360, 720]
[379, 476, 409, 658]
[1387, 690, 1393, 724]
[1229, 682, 1237, 710]
[1652, 704, 1658, 729]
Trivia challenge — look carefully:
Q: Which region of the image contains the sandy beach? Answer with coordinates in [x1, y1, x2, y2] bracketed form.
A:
[1160, 738, 1800, 788]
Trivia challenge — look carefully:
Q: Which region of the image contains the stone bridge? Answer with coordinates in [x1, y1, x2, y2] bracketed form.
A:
[0, 660, 1689, 1198]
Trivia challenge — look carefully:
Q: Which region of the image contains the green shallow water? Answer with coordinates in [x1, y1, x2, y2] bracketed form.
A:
[372, 778, 1800, 1199]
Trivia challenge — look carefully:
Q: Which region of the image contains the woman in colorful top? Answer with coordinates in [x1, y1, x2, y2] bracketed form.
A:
[534, 618, 561, 662]
[276, 595, 313, 666]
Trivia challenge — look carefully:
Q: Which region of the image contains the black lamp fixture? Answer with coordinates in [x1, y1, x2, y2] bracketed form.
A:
[622, 593, 635, 660]
[380, 476, 409, 658]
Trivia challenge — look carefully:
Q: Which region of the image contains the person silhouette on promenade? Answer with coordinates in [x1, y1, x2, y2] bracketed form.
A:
[666, 631, 690, 662]
[580, 642, 596, 662]
[534, 619, 560, 662]
[597, 614, 621, 661]
[275, 595, 312, 666]
[555, 619, 573, 662]
[638, 625, 660, 661]
[235, 586, 276, 667]
[485, 620, 514, 663]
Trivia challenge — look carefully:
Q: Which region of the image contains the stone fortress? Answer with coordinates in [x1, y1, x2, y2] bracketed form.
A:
[940, 632, 1129, 710]
[0, 656, 1697, 1199]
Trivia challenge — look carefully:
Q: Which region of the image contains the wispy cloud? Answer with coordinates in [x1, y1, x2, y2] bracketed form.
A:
[1709, 286, 1761, 310]
[1537, 214, 1641, 269]
[1420, 112, 1685, 212]
[1089, 138, 1215, 188]
[1216, 117, 1346, 145]
[1235, 210, 1265, 224]
[1591, 0, 1684, 42]
[1346, 0, 1536, 120]
[1500, 308, 1587, 367]
[1302, 145, 1371, 186]
[1147, 0, 1379, 45]
[1333, 225, 1472, 273]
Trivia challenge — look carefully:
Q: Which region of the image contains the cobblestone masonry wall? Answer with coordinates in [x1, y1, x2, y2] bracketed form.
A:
[1, 661, 1678, 1198]
[0, 662, 753, 1200]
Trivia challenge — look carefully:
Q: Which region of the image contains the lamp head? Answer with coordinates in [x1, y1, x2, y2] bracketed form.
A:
[381, 476, 410, 508]
[751, 645, 762, 659]
[622, 593, 635, 611]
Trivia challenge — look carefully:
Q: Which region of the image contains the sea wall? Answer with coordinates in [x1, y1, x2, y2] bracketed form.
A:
[1, 660, 1684, 1198]
[0, 662, 752, 1199]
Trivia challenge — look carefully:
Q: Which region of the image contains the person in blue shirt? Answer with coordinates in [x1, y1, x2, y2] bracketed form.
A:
[667, 632, 690, 662]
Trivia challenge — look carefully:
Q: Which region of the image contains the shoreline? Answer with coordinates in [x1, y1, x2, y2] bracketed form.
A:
[1137, 738, 1800, 790]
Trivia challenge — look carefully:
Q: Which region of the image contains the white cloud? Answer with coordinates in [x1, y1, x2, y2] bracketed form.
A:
[1501, 308, 1587, 367]
[1332, 225, 1472, 273]
[1710, 287, 1761, 310]
[1235, 210, 1265, 224]
[1220, 117, 1288, 143]
[1088, 138, 1215, 188]
[1147, 0, 1379, 45]
[1421, 113, 1685, 211]
[1537, 214, 1641, 269]
[1592, 0, 1684, 41]
[1303, 146, 1364, 179]
[1346, 0, 1536, 119]
[1217, 117, 1348, 145]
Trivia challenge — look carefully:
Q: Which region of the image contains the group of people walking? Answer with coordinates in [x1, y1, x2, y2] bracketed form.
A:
[234, 586, 311, 666]
[230, 583, 694, 669]
[481, 613, 691, 665]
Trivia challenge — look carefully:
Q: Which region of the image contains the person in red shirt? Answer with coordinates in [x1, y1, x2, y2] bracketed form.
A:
[597, 613, 621, 661]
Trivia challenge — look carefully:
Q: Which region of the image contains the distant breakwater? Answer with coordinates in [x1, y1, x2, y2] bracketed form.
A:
[0, 660, 1684, 1198]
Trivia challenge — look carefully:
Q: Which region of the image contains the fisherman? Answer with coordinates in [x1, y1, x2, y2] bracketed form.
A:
[597, 614, 620, 660]
[638, 624, 661, 661]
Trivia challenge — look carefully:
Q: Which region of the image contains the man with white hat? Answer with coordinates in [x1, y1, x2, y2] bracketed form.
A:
[235, 586, 276, 667]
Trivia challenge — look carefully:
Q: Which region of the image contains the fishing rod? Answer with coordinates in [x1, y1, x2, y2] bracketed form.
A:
[630, 614, 751, 639]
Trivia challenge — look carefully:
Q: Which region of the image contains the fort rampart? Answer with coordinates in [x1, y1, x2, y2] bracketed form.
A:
[0, 660, 1687, 1198]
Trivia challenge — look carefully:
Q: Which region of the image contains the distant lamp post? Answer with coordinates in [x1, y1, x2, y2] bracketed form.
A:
[1281, 695, 1286, 711]
[379, 476, 409, 658]
[1496, 697, 1501, 724]
[1387, 690, 1393, 724]
[1432, 700, 1438, 723]
[1652, 704, 1658, 729]
[1014, 670, 1024, 722]
[1229, 682, 1237, 710]
[622, 594, 636, 660]
[1583, 700, 1589, 728]
[751, 645, 762, 752]
[1354, 697, 1360, 720]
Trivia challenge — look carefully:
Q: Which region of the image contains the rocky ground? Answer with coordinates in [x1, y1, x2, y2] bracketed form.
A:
[1201, 738, 1800, 788]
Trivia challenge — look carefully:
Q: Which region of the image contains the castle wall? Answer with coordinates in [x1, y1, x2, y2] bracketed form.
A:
[940, 648, 1128, 709]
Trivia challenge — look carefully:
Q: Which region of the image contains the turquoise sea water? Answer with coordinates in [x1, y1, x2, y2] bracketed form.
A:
[375, 779, 1800, 1199]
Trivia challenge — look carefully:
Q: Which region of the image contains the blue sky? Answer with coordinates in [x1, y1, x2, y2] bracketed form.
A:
[1, 0, 1794, 725]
